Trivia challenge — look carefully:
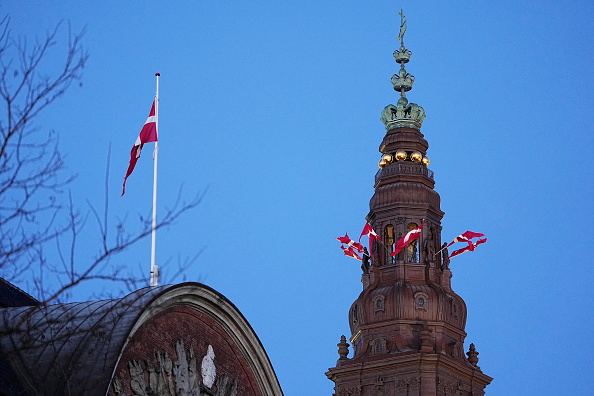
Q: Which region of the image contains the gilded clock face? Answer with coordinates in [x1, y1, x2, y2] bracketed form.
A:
[201, 344, 216, 388]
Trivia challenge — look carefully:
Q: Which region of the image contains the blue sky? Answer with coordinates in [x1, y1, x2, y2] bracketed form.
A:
[4, 1, 594, 394]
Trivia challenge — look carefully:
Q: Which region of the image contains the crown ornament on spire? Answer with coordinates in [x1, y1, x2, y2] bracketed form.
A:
[392, 9, 413, 93]
[381, 9, 426, 130]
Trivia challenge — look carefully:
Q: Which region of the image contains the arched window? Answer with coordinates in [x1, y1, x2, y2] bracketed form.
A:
[406, 222, 419, 263]
[371, 338, 388, 355]
[373, 295, 385, 313]
[385, 224, 395, 263]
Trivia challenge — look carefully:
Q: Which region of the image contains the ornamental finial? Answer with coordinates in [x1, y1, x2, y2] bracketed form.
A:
[397, 9, 407, 47]
[381, 9, 426, 130]
[392, 9, 413, 96]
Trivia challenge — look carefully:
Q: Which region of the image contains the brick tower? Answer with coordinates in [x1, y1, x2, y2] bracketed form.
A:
[326, 11, 492, 396]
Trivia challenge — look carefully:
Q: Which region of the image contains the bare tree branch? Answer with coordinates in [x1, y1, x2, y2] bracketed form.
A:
[0, 16, 203, 304]
[0, 17, 87, 280]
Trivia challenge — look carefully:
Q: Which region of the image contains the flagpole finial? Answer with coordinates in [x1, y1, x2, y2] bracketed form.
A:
[155, 72, 160, 76]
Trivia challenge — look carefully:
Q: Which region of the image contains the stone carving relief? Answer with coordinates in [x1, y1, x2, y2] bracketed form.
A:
[351, 304, 358, 325]
[112, 341, 237, 396]
[423, 227, 437, 264]
[451, 299, 459, 319]
[371, 239, 381, 267]
[437, 377, 464, 396]
[447, 340, 460, 358]
[373, 376, 387, 396]
[395, 377, 420, 394]
[336, 386, 362, 396]
[201, 345, 216, 388]
[440, 243, 450, 270]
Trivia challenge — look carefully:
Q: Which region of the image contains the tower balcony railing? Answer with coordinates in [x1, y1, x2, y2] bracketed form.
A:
[375, 163, 434, 184]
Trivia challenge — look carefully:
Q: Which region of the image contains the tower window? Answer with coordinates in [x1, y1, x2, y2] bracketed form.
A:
[406, 222, 420, 263]
[373, 295, 385, 313]
[371, 338, 387, 355]
[385, 224, 395, 263]
[351, 304, 358, 324]
[414, 292, 429, 311]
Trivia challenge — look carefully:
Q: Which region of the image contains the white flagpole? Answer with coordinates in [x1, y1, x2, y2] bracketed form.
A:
[150, 73, 160, 286]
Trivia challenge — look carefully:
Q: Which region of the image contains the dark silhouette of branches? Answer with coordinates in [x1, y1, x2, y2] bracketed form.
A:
[0, 16, 87, 281]
[0, 16, 202, 304]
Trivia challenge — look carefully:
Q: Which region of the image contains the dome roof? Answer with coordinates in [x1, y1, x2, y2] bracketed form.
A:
[0, 283, 283, 396]
[370, 181, 441, 210]
[0, 284, 166, 395]
[349, 280, 467, 333]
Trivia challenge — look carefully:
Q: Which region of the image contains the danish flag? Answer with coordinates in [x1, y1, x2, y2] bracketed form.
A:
[391, 222, 424, 256]
[447, 231, 485, 251]
[341, 245, 362, 261]
[336, 233, 364, 253]
[449, 238, 487, 258]
[359, 222, 381, 257]
[122, 99, 158, 195]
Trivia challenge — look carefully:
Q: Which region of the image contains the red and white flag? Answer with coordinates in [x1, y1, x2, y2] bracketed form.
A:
[336, 233, 364, 253]
[449, 238, 487, 259]
[447, 231, 485, 246]
[447, 231, 485, 251]
[391, 222, 424, 257]
[341, 245, 362, 261]
[359, 222, 379, 241]
[122, 99, 159, 195]
[359, 222, 381, 257]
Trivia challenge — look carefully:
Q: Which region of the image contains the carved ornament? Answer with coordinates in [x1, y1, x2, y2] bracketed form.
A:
[437, 378, 462, 396]
[380, 97, 426, 130]
[337, 386, 362, 396]
[395, 377, 420, 392]
[112, 340, 237, 396]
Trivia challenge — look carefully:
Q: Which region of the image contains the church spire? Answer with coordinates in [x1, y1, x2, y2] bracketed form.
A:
[326, 11, 492, 395]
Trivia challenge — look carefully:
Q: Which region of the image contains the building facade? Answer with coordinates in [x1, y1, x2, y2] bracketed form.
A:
[0, 282, 283, 396]
[326, 12, 492, 396]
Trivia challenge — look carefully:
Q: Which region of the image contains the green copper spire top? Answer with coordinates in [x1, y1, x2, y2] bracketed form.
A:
[391, 9, 414, 97]
[397, 9, 408, 48]
[380, 9, 426, 130]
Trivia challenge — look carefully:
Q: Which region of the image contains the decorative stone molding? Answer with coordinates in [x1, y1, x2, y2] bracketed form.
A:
[419, 324, 433, 353]
[337, 335, 350, 362]
[467, 343, 480, 367]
